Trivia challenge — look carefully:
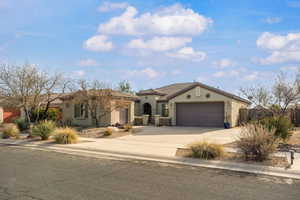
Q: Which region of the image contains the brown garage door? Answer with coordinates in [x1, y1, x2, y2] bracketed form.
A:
[176, 102, 224, 127]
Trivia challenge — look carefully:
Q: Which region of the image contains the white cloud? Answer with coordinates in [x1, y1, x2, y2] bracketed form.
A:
[73, 70, 86, 77]
[264, 17, 282, 24]
[98, 1, 129, 12]
[98, 4, 212, 36]
[259, 51, 300, 64]
[256, 32, 300, 64]
[244, 71, 258, 81]
[83, 35, 113, 52]
[167, 47, 206, 61]
[128, 37, 191, 52]
[78, 59, 100, 67]
[213, 58, 236, 68]
[127, 68, 159, 79]
[257, 32, 300, 50]
[213, 70, 239, 78]
[280, 66, 299, 71]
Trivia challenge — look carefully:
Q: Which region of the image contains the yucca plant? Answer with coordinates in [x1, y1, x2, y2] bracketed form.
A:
[32, 120, 56, 140]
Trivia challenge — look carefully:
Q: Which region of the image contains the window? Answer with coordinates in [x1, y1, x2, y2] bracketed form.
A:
[74, 103, 88, 119]
[195, 87, 201, 97]
[162, 103, 169, 117]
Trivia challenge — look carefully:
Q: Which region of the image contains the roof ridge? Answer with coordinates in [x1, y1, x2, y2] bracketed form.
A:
[155, 82, 195, 90]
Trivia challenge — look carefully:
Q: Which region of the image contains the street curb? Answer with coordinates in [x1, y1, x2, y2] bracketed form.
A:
[2, 142, 300, 180]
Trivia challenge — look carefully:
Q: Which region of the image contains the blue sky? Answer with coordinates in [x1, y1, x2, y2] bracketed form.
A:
[1, 0, 300, 93]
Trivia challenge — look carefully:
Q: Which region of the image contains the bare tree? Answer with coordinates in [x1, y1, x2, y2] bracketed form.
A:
[272, 72, 300, 115]
[73, 80, 128, 127]
[239, 86, 272, 108]
[0, 63, 71, 122]
[240, 69, 300, 116]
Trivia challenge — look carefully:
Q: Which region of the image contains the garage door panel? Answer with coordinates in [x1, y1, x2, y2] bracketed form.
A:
[176, 102, 224, 127]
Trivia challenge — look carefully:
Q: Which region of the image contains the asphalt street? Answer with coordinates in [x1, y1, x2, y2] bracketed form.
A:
[0, 145, 300, 200]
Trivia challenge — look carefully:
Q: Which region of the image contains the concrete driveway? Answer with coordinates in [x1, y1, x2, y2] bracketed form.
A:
[121, 126, 241, 146]
[68, 126, 241, 158]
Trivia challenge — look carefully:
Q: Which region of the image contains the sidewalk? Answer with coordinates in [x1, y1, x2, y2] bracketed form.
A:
[1, 138, 300, 180]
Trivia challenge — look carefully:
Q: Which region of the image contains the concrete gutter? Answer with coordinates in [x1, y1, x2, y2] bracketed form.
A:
[1, 140, 300, 180]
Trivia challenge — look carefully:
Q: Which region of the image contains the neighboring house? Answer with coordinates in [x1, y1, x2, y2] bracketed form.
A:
[0, 99, 22, 123]
[0, 94, 64, 124]
[60, 90, 138, 127]
[135, 82, 251, 127]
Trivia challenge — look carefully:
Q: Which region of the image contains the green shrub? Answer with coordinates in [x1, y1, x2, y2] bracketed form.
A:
[237, 123, 278, 162]
[124, 124, 133, 132]
[14, 118, 30, 131]
[188, 141, 224, 160]
[53, 127, 78, 144]
[104, 128, 113, 136]
[32, 120, 56, 140]
[31, 108, 61, 122]
[259, 116, 293, 141]
[2, 124, 20, 139]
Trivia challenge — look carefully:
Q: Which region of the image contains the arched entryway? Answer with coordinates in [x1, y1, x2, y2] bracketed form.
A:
[143, 103, 152, 116]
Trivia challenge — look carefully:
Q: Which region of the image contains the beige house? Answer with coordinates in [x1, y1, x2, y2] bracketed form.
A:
[135, 82, 251, 127]
[60, 90, 137, 127]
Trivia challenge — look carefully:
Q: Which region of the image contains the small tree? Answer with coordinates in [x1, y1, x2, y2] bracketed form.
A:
[74, 80, 128, 127]
[117, 80, 134, 94]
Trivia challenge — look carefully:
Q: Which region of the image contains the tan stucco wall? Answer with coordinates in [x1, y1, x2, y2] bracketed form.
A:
[0, 106, 3, 124]
[62, 99, 134, 127]
[168, 86, 248, 127]
[137, 95, 159, 115]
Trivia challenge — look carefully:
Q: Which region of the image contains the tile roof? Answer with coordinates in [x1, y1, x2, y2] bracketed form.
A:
[137, 82, 251, 104]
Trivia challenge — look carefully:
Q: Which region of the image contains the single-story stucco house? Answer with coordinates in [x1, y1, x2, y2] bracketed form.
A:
[60, 90, 138, 127]
[1, 82, 250, 128]
[135, 82, 251, 127]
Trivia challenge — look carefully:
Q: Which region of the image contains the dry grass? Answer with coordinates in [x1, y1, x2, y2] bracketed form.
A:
[187, 141, 225, 160]
[123, 124, 133, 132]
[53, 127, 78, 144]
[103, 128, 113, 136]
[237, 123, 279, 161]
[1, 123, 20, 139]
